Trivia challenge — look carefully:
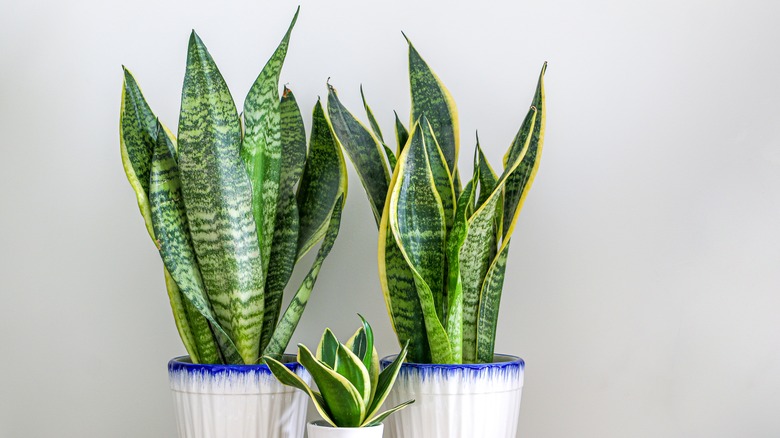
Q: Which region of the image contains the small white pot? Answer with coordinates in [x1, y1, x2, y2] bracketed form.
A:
[306, 421, 384, 438]
[168, 355, 310, 438]
[380, 354, 525, 438]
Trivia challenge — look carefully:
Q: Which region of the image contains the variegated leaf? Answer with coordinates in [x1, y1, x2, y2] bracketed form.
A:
[261, 86, 306, 351]
[327, 84, 390, 226]
[420, 116, 455, 231]
[299, 344, 365, 427]
[296, 99, 348, 259]
[405, 34, 459, 174]
[264, 197, 344, 358]
[241, 8, 299, 282]
[393, 110, 409, 155]
[178, 32, 265, 364]
[477, 63, 547, 362]
[389, 124, 452, 363]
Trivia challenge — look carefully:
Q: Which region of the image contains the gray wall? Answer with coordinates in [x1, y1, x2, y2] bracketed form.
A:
[1, 0, 779, 437]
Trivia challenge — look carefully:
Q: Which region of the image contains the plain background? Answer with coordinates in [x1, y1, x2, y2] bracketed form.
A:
[1, 0, 779, 436]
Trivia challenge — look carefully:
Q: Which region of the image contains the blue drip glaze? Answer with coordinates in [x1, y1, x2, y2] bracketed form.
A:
[380, 354, 524, 380]
[168, 355, 302, 377]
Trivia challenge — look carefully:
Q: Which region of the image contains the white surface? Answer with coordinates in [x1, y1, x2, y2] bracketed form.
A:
[169, 365, 310, 438]
[0, 0, 779, 437]
[307, 422, 383, 438]
[384, 362, 523, 438]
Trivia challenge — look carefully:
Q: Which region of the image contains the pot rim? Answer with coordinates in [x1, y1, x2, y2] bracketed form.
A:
[308, 420, 384, 429]
[168, 354, 302, 375]
[379, 353, 524, 370]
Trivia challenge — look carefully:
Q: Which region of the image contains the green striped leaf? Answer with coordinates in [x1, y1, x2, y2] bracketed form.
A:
[327, 84, 390, 226]
[477, 63, 547, 362]
[476, 245, 509, 363]
[460, 107, 538, 363]
[178, 31, 265, 364]
[264, 356, 333, 426]
[120, 70, 207, 362]
[296, 99, 348, 259]
[346, 320, 379, 402]
[149, 121, 235, 364]
[360, 85, 384, 142]
[241, 8, 299, 282]
[264, 197, 344, 358]
[389, 124, 452, 363]
[420, 116, 455, 231]
[444, 176, 477, 364]
[299, 344, 365, 427]
[378, 212, 430, 363]
[501, 63, 546, 241]
[476, 141, 499, 209]
[261, 87, 307, 351]
[393, 110, 409, 155]
[405, 34, 459, 174]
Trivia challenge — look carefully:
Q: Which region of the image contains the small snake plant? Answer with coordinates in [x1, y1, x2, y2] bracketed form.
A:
[119, 8, 347, 365]
[265, 317, 413, 427]
[326, 35, 547, 364]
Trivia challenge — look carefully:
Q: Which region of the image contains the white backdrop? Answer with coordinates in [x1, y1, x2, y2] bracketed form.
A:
[1, 0, 779, 437]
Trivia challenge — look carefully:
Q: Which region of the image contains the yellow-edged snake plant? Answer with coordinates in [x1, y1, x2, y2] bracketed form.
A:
[327, 35, 547, 364]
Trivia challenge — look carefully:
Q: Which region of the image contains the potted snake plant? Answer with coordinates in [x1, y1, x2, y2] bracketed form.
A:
[120, 8, 348, 438]
[326, 34, 546, 438]
[265, 316, 413, 438]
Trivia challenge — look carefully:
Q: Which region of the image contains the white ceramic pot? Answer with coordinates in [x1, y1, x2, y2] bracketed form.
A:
[306, 421, 384, 438]
[380, 354, 525, 438]
[168, 355, 310, 438]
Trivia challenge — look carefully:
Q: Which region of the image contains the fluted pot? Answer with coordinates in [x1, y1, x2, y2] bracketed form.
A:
[379, 354, 525, 438]
[306, 421, 384, 438]
[168, 356, 310, 438]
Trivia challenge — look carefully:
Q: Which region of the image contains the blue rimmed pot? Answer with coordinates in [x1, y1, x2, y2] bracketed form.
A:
[168, 355, 311, 438]
[379, 354, 525, 438]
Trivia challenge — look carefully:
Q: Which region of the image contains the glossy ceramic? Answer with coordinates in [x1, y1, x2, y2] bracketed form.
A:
[168, 355, 310, 438]
[306, 421, 384, 438]
[379, 354, 525, 438]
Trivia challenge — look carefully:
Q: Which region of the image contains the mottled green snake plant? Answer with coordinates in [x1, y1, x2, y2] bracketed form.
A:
[119, 8, 348, 365]
[327, 35, 546, 364]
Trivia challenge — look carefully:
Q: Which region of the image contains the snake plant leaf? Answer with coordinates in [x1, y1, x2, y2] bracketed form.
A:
[299, 344, 366, 427]
[460, 107, 537, 363]
[261, 87, 307, 350]
[405, 34, 459, 175]
[389, 124, 452, 363]
[476, 141, 499, 209]
[393, 110, 409, 155]
[364, 342, 408, 421]
[501, 62, 546, 242]
[149, 121, 239, 363]
[316, 328, 340, 369]
[356, 315, 375, 373]
[476, 64, 547, 362]
[335, 343, 372, 407]
[178, 31, 265, 364]
[476, 245, 509, 363]
[327, 84, 390, 226]
[360, 85, 384, 142]
[444, 176, 478, 364]
[345, 323, 380, 402]
[264, 196, 344, 358]
[264, 356, 333, 426]
[363, 400, 416, 427]
[241, 8, 299, 281]
[420, 116, 456, 230]
[163, 268, 201, 363]
[378, 152, 430, 363]
[383, 144, 398, 171]
[296, 99, 348, 259]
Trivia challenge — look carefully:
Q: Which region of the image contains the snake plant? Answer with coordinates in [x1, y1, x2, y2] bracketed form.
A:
[265, 317, 413, 427]
[119, 8, 348, 365]
[327, 35, 546, 364]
